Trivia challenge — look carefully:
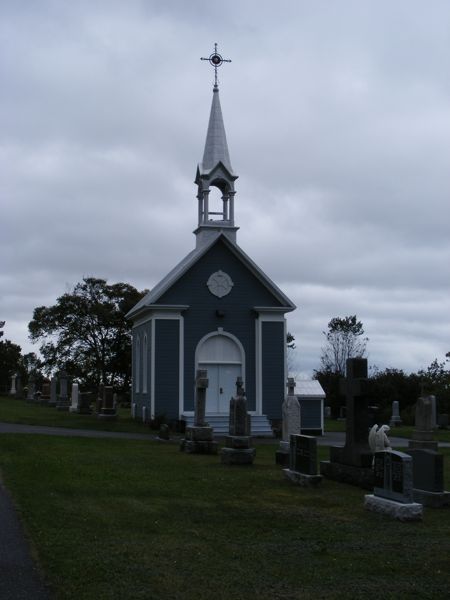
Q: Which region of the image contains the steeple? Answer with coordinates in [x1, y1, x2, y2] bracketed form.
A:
[195, 45, 238, 248]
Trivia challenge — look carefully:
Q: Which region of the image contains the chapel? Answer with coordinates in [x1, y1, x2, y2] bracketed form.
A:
[127, 49, 296, 431]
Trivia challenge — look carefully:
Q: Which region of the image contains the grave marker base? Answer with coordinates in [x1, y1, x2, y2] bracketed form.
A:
[97, 410, 118, 421]
[220, 447, 256, 465]
[283, 469, 322, 487]
[364, 494, 423, 521]
[413, 488, 450, 508]
[275, 450, 289, 467]
[320, 460, 374, 490]
[181, 440, 219, 454]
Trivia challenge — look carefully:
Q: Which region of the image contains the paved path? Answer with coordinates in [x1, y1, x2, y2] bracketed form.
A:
[0, 481, 51, 599]
[1, 422, 448, 447]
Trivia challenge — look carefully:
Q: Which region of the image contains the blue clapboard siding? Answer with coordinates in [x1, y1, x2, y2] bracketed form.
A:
[158, 238, 284, 413]
[299, 398, 323, 430]
[154, 319, 180, 419]
[261, 321, 285, 419]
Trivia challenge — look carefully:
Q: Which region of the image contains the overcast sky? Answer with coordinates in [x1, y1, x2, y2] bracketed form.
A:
[1, 0, 449, 378]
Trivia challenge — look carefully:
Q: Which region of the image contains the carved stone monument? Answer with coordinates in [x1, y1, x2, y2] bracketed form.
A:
[69, 383, 80, 413]
[49, 376, 57, 407]
[283, 434, 322, 486]
[9, 374, 17, 396]
[276, 378, 301, 467]
[97, 386, 117, 420]
[364, 451, 423, 521]
[181, 370, 218, 454]
[389, 400, 402, 427]
[320, 358, 373, 489]
[56, 370, 70, 411]
[77, 392, 93, 415]
[407, 448, 450, 508]
[220, 378, 255, 465]
[40, 380, 51, 405]
[26, 374, 36, 403]
[408, 396, 438, 451]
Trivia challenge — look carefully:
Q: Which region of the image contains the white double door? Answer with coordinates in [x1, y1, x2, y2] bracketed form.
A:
[198, 363, 241, 414]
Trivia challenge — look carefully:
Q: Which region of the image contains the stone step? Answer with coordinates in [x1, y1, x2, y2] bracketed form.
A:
[181, 414, 274, 437]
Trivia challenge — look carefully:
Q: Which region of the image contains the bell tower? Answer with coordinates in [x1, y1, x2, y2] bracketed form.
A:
[194, 44, 239, 248]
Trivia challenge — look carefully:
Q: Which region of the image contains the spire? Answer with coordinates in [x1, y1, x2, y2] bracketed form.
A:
[195, 45, 238, 249]
[200, 85, 234, 175]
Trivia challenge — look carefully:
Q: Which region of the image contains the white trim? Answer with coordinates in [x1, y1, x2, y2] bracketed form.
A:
[194, 329, 245, 414]
[135, 335, 141, 393]
[142, 333, 148, 394]
[150, 320, 155, 419]
[255, 318, 262, 416]
[178, 316, 184, 418]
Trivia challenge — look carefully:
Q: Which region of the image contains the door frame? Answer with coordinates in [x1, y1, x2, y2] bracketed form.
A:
[192, 328, 246, 414]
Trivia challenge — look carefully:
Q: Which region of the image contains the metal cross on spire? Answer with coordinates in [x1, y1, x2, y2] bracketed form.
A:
[201, 43, 232, 87]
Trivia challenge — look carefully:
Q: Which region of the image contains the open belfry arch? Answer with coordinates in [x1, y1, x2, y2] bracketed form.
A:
[127, 45, 296, 432]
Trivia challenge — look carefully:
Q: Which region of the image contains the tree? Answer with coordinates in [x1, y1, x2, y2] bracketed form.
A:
[28, 277, 146, 391]
[319, 315, 368, 375]
[286, 332, 298, 378]
[0, 336, 22, 393]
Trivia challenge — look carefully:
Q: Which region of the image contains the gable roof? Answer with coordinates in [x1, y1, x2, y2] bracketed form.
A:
[126, 233, 296, 320]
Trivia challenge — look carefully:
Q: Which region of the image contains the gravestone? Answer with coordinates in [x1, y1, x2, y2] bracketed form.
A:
[276, 378, 301, 466]
[364, 451, 423, 521]
[158, 424, 170, 440]
[283, 434, 322, 486]
[49, 376, 57, 407]
[407, 448, 450, 508]
[131, 403, 137, 419]
[389, 400, 402, 427]
[320, 358, 373, 489]
[429, 395, 437, 429]
[181, 370, 218, 454]
[9, 374, 17, 396]
[408, 396, 438, 451]
[56, 370, 70, 411]
[15, 374, 23, 399]
[142, 405, 148, 423]
[69, 383, 80, 413]
[324, 406, 331, 419]
[220, 378, 255, 465]
[77, 392, 92, 415]
[97, 386, 117, 420]
[40, 380, 51, 405]
[338, 406, 346, 420]
[26, 374, 36, 403]
[96, 384, 104, 414]
[437, 414, 448, 429]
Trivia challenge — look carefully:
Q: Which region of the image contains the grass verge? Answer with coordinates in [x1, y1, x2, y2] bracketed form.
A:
[0, 435, 449, 600]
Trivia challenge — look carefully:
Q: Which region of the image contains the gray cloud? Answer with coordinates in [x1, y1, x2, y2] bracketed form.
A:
[1, 1, 449, 377]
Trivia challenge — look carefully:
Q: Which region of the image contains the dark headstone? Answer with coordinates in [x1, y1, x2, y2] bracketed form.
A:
[229, 377, 251, 436]
[158, 424, 170, 440]
[56, 370, 70, 411]
[40, 380, 51, 404]
[181, 370, 218, 454]
[220, 378, 255, 465]
[364, 451, 423, 521]
[283, 434, 322, 487]
[97, 386, 117, 420]
[407, 448, 450, 507]
[77, 392, 92, 414]
[320, 358, 373, 489]
[437, 414, 448, 429]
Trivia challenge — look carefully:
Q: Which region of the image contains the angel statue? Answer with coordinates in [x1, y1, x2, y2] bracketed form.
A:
[368, 424, 392, 455]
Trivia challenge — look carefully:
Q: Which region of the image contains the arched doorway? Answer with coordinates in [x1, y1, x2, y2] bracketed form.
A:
[196, 332, 244, 414]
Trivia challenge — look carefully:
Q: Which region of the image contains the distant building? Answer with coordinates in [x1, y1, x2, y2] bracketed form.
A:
[127, 78, 296, 426]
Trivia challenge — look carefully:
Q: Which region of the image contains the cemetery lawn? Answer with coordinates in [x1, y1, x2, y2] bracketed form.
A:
[0, 396, 151, 434]
[0, 436, 449, 600]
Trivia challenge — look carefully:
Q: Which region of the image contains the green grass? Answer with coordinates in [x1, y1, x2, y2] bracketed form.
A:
[0, 434, 449, 600]
[0, 396, 152, 434]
